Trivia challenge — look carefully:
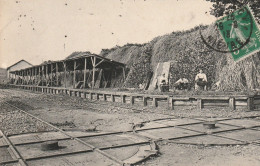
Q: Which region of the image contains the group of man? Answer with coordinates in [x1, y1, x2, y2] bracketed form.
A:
[158, 69, 208, 91]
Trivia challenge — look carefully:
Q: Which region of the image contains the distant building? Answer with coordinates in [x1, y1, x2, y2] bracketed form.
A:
[0, 68, 7, 84]
[7, 60, 33, 79]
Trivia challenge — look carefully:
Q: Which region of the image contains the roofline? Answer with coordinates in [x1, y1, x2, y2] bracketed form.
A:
[7, 60, 33, 70]
[10, 54, 125, 73]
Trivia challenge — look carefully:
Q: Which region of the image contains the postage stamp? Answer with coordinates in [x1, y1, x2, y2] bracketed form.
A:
[216, 5, 260, 61]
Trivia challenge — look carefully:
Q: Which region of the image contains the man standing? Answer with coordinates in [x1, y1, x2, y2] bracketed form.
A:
[195, 69, 207, 90]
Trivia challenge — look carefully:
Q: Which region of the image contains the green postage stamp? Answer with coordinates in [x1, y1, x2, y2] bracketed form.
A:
[216, 5, 260, 61]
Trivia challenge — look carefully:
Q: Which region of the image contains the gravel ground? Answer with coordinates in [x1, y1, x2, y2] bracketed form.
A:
[0, 102, 55, 136]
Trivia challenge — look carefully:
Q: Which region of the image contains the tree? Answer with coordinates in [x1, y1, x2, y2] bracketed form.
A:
[206, 0, 259, 23]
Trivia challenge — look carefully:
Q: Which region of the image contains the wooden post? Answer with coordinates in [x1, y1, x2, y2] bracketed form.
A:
[122, 67, 126, 81]
[103, 94, 107, 101]
[30, 68, 33, 85]
[143, 97, 148, 106]
[64, 62, 67, 88]
[112, 95, 115, 102]
[51, 63, 53, 86]
[169, 97, 174, 110]
[121, 95, 126, 103]
[56, 63, 59, 86]
[45, 65, 48, 86]
[229, 97, 235, 110]
[197, 98, 202, 110]
[92, 57, 96, 89]
[130, 96, 134, 105]
[152, 98, 158, 107]
[34, 67, 36, 85]
[83, 58, 87, 88]
[73, 60, 76, 89]
[247, 96, 254, 111]
[22, 70, 24, 85]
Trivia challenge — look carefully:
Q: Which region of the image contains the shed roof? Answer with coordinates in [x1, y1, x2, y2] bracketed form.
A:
[10, 54, 125, 73]
[7, 60, 33, 70]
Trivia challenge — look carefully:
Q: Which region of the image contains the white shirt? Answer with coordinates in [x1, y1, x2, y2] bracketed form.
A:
[175, 78, 189, 84]
[195, 73, 207, 82]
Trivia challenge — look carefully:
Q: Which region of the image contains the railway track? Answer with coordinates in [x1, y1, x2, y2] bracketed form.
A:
[0, 101, 157, 166]
[1, 89, 260, 165]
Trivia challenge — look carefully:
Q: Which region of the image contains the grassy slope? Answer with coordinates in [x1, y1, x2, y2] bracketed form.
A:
[67, 24, 260, 91]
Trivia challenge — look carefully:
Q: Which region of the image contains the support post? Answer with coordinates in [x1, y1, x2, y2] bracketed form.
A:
[56, 63, 59, 86]
[169, 97, 174, 110]
[73, 60, 76, 89]
[122, 67, 126, 81]
[46, 65, 48, 86]
[34, 67, 36, 85]
[51, 63, 53, 86]
[83, 58, 87, 88]
[22, 71, 24, 85]
[92, 57, 96, 89]
[64, 62, 67, 88]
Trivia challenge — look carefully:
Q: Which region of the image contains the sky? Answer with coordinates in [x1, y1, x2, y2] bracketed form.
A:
[0, 0, 216, 68]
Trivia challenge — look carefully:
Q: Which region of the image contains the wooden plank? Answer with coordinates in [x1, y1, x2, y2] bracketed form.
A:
[201, 97, 229, 100]
[235, 101, 247, 106]
[203, 99, 229, 104]
[253, 99, 260, 105]
[173, 101, 196, 106]
[203, 103, 229, 106]
[253, 95, 260, 99]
